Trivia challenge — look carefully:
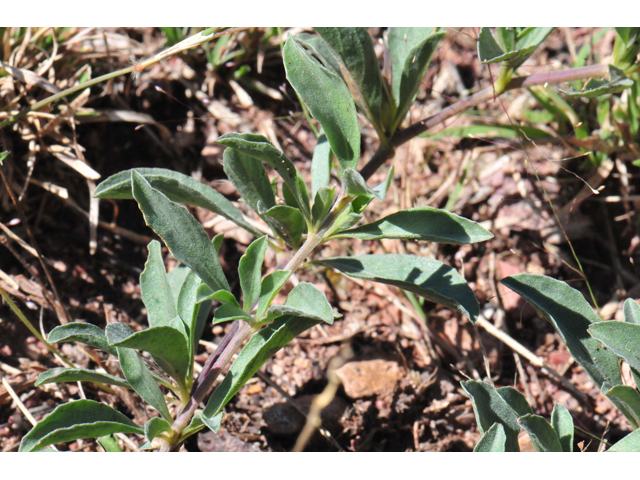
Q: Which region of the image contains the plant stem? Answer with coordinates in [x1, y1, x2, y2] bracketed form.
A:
[360, 63, 609, 180]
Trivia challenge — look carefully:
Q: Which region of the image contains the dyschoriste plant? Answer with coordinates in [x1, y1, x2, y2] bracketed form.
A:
[19, 28, 493, 452]
[465, 275, 640, 452]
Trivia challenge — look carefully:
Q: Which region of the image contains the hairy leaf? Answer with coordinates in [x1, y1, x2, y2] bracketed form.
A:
[239, 236, 268, 312]
[20, 400, 143, 452]
[311, 132, 332, 197]
[518, 414, 563, 452]
[131, 170, 230, 293]
[474, 423, 507, 452]
[47, 322, 116, 356]
[501, 274, 622, 391]
[283, 36, 360, 172]
[317, 254, 479, 322]
[551, 404, 574, 453]
[36, 368, 130, 389]
[140, 240, 178, 327]
[93, 167, 261, 237]
[332, 206, 493, 244]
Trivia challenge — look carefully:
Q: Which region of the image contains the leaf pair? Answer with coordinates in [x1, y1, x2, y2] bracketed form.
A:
[463, 380, 573, 452]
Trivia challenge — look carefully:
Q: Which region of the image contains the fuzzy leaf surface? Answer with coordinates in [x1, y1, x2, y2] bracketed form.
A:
[93, 167, 261, 237]
[36, 368, 130, 389]
[311, 132, 332, 197]
[264, 282, 335, 326]
[19, 400, 143, 452]
[551, 404, 574, 452]
[605, 385, 640, 429]
[106, 322, 172, 421]
[239, 236, 268, 312]
[283, 36, 360, 172]
[501, 274, 622, 391]
[518, 414, 563, 452]
[473, 423, 507, 452]
[140, 240, 178, 327]
[461, 380, 521, 452]
[317, 254, 479, 322]
[387, 28, 435, 104]
[608, 429, 640, 452]
[332, 206, 493, 244]
[47, 323, 116, 356]
[131, 170, 229, 293]
[216, 133, 310, 218]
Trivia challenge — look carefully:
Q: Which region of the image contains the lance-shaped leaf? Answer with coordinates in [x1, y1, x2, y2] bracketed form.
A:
[518, 414, 563, 452]
[106, 322, 172, 421]
[19, 400, 143, 452]
[311, 132, 332, 197]
[315, 27, 394, 138]
[283, 36, 360, 172]
[331, 206, 493, 244]
[558, 65, 633, 98]
[48, 322, 116, 356]
[140, 240, 178, 327]
[391, 30, 445, 132]
[177, 269, 211, 358]
[216, 133, 311, 219]
[317, 254, 479, 322]
[624, 299, 640, 325]
[260, 205, 305, 248]
[608, 428, 640, 452]
[604, 385, 640, 429]
[213, 302, 254, 325]
[501, 274, 622, 391]
[256, 270, 290, 320]
[387, 28, 435, 104]
[474, 423, 507, 452]
[223, 148, 275, 214]
[36, 368, 131, 389]
[312, 186, 336, 230]
[461, 380, 523, 452]
[551, 404, 574, 453]
[109, 324, 190, 388]
[239, 236, 268, 312]
[294, 33, 343, 78]
[341, 167, 393, 214]
[477, 27, 554, 68]
[167, 264, 191, 304]
[589, 320, 640, 385]
[131, 170, 230, 293]
[93, 167, 261, 237]
[262, 282, 336, 326]
[202, 315, 320, 421]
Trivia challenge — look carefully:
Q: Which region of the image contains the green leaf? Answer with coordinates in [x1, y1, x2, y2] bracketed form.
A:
[496, 386, 534, 417]
[461, 380, 521, 452]
[36, 368, 130, 389]
[387, 28, 436, 105]
[109, 325, 190, 389]
[518, 414, 563, 452]
[239, 236, 268, 312]
[202, 315, 320, 420]
[201, 412, 223, 433]
[19, 400, 143, 452]
[311, 186, 336, 230]
[131, 170, 230, 293]
[474, 423, 507, 452]
[604, 385, 640, 429]
[223, 147, 275, 214]
[196, 284, 238, 306]
[167, 264, 191, 304]
[93, 167, 262, 237]
[144, 417, 172, 444]
[213, 302, 254, 325]
[551, 404, 574, 452]
[140, 240, 178, 327]
[283, 36, 360, 172]
[97, 434, 122, 452]
[608, 428, 640, 452]
[500, 274, 622, 391]
[263, 282, 336, 326]
[317, 254, 479, 323]
[424, 123, 550, 141]
[311, 132, 332, 197]
[331, 206, 493, 244]
[105, 322, 172, 421]
[47, 322, 116, 356]
[256, 270, 290, 320]
[314, 27, 394, 138]
[478, 27, 554, 68]
[177, 269, 211, 357]
[216, 133, 311, 219]
[392, 31, 445, 132]
[623, 298, 640, 325]
[260, 205, 305, 248]
[558, 65, 633, 98]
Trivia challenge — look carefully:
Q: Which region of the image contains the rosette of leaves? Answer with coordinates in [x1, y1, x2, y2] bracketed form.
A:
[21, 28, 493, 452]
